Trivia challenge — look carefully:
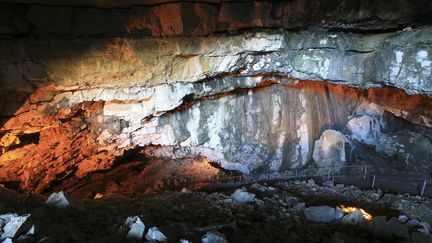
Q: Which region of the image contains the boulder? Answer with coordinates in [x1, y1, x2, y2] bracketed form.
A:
[201, 231, 228, 243]
[417, 222, 431, 236]
[335, 207, 344, 220]
[304, 206, 336, 223]
[230, 188, 255, 203]
[407, 220, 431, 236]
[120, 216, 145, 241]
[341, 210, 366, 226]
[45, 191, 81, 209]
[0, 213, 32, 240]
[347, 115, 381, 144]
[397, 215, 409, 223]
[312, 130, 349, 169]
[145, 227, 167, 242]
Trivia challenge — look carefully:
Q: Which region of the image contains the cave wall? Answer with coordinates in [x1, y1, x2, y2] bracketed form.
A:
[0, 0, 431, 193]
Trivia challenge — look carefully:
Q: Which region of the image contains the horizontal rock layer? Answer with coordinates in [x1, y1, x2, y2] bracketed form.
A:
[0, 1, 431, 193]
[1, 27, 431, 116]
[1, 77, 431, 192]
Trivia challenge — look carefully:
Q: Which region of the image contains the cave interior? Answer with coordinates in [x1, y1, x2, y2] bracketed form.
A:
[0, 0, 432, 242]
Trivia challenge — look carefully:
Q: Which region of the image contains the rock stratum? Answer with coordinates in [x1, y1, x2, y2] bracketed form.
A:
[0, 0, 431, 194]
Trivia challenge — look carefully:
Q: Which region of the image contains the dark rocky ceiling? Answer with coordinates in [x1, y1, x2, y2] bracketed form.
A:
[0, 0, 219, 7]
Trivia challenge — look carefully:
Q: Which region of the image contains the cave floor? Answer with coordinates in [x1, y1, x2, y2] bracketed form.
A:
[0, 179, 431, 243]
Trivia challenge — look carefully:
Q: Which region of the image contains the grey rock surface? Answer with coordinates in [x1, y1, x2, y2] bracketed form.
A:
[304, 206, 336, 223]
[230, 188, 256, 203]
[201, 231, 228, 243]
[341, 210, 366, 226]
[45, 191, 80, 209]
[120, 216, 145, 241]
[0, 213, 32, 241]
[0, 1, 431, 193]
[312, 130, 350, 169]
[145, 227, 167, 242]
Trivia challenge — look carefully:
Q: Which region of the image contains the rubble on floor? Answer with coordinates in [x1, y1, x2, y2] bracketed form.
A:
[120, 216, 145, 241]
[0, 179, 431, 242]
[230, 188, 256, 203]
[0, 213, 33, 241]
[145, 227, 167, 242]
[201, 231, 228, 243]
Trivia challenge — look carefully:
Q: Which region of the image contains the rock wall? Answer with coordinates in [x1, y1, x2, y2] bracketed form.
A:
[0, 1, 431, 193]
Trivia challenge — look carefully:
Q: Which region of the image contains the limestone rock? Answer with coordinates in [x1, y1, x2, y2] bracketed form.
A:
[341, 210, 366, 226]
[45, 191, 80, 209]
[347, 115, 381, 144]
[0, 2, 431, 194]
[230, 188, 256, 203]
[304, 206, 336, 223]
[201, 231, 228, 243]
[335, 207, 344, 220]
[120, 216, 145, 241]
[0, 213, 32, 240]
[312, 130, 350, 169]
[145, 227, 167, 242]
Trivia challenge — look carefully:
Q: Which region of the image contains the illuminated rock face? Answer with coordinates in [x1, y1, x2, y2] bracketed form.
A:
[0, 1, 431, 193]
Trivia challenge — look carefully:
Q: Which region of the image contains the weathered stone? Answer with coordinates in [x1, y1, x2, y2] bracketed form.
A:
[335, 207, 344, 220]
[120, 216, 145, 241]
[145, 227, 167, 242]
[347, 115, 381, 144]
[312, 130, 350, 169]
[0, 2, 431, 194]
[304, 206, 336, 223]
[230, 188, 256, 203]
[341, 210, 366, 226]
[201, 231, 228, 243]
[45, 191, 80, 209]
[0, 213, 32, 240]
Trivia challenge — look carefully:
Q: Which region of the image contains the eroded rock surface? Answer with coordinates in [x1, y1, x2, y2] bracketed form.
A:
[0, 1, 431, 193]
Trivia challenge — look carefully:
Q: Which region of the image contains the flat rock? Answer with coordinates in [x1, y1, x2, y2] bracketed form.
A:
[304, 206, 336, 223]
